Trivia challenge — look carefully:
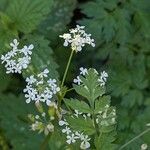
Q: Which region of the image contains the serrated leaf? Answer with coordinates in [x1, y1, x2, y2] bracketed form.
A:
[64, 98, 92, 113]
[6, 0, 53, 33]
[94, 132, 117, 150]
[65, 116, 95, 135]
[95, 96, 111, 114]
[74, 69, 105, 104]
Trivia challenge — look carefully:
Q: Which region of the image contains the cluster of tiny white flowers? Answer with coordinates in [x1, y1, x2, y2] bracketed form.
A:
[98, 71, 108, 86]
[95, 105, 116, 126]
[59, 119, 91, 150]
[1, 39, 34, 74]
[23, 69, 60, 106]
[59, 25, 95, 52]
[73, 67, 88, 85]
[28, 113, 54, 135]
[73, 68, 108, 87]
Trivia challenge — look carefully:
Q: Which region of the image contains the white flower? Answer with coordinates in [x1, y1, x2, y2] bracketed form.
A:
[24, 69, 60, 106]
[80, 67, 88, 76]
[1, 39, 33, 74]
[73, 76, 82, 85]
[66, 133, 78, 144]
[98, 71, 108, 86]
[74, 110, 82, 118]
[59, 120, 68, 126]
[38, 68, 49, 78]
[21, 44, 34, 56]
[62, 126, 71, 135]
[80, 135, 91, 150]
[59, 25, 95, 52]
[26, 75, 37, 84]
[10, 39, 19, 50]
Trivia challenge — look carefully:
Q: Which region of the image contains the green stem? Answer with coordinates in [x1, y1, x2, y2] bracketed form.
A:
[61, 49, 74, 88]
[119, 128, 150, 150]
[40, 133, 51, 150]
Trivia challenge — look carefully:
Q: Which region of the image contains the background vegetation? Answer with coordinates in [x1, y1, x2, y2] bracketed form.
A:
[0, 0, 149, 149]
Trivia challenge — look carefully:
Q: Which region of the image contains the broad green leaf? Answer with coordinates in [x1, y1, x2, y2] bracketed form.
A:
[6, 0, 53, 33]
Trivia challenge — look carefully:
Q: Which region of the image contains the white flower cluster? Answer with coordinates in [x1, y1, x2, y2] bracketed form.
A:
[23, 69, 60, 106]
[1, 39, 34, 74]
[59, 25, 95, 52]
[96, 105, 116, 126]
[59, 119, 90, 150]
[28, 113, 54, 135]
[73, 68, 108, 87]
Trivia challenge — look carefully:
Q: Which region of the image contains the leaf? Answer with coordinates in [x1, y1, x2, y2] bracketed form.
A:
[94, 131, 117, 150]
[95, 96, 111, 114]
[48, 130, 67, 150]
[66, 116, 95, 135]
[74, 69, 106, 104]
[0, 94, 43, 150]
[6, 0, 53, 33]
[64, 98, 92, 113]
[121, 90, 143, 108]
[22, 34, 59, 79]
[39, 0, 77, 42]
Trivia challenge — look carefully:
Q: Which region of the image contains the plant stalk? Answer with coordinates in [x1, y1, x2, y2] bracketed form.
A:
[61, 49, 74, 89]
[119, 128, 150, 150]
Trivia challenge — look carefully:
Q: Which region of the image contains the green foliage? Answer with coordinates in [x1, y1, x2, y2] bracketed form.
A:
[80, 0, 150, 149]
[22, 34, 59, 79]
[64, 69, 117, 149]
[0, 94, 43, 150]
[5, 0, 53, 33]
[39, 0, 77, 42]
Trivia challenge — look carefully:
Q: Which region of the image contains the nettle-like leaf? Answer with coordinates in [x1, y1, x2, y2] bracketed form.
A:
[5, 0, 53, 33]
[0, 94, 43, 150]
[62, 68, 117, 149]
[22, 34, 59, 79]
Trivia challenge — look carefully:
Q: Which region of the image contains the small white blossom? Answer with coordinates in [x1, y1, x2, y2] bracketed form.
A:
[62, 126, 71, 135]
[59, 25, 95, 52]
[80, 67, 88, 76]
[80, 135, 91, 150]
[74, 110, 82, 118]
[38, 68, 49, 78]
[59, 120, 68, 126]
[1, 39, 34, 74]
[66, 133, 78, 144]
[73, 76, 82, 85]
[98, 71, 108, 86]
